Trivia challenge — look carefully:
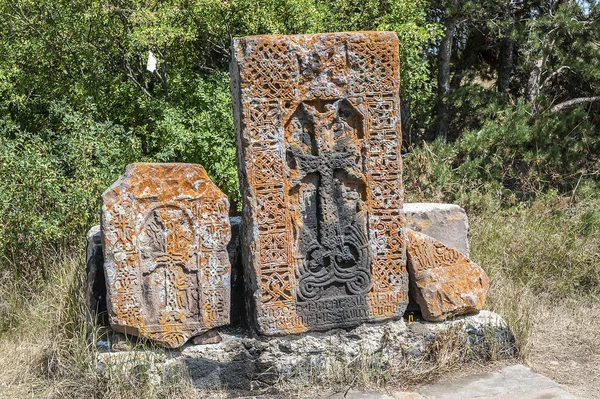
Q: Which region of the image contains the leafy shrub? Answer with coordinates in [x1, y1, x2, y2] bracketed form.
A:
[0, 102, 140, 275]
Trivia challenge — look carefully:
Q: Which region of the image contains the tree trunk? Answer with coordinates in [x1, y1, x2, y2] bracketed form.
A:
[551, 96, 600, 112]
[526, 1, 560, 113]
[498, 2, 515, 94]
[451, 30, 485, 90]
[433, 16, 457, 142]
[526, 53, 546, 113]
[498, 38, 514, 93]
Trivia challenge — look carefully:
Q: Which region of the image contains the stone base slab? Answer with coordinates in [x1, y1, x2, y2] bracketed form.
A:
[312, 365, 576, 399]
[96, 311, 514, 392]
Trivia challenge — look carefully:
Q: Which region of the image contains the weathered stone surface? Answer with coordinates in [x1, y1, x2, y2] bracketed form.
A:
[313, 391, 425, 399]
[191, 329, 222, 345]
[406, 230, 488, 322]
[418, 364, 577, 399]
[101, 163, 231, 348]
[86, 216, 246, 329]
[313, 365, 576, 399]
[86, 225, 107, 329]
[231, 32, 407, 335]
[404, 203, 470, 256]
[317, 391, 398, 399]
[96, 311, 514, 390]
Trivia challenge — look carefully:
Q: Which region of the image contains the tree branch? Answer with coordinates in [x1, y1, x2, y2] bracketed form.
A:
[542, 66, 572, 88]
[551, 96, 600, 112]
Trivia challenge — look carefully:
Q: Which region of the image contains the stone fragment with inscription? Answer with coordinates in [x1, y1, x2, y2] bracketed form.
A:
[231, 32, 407, 335]
[406, 229, 488, 321]
[102, 163, 231, 348]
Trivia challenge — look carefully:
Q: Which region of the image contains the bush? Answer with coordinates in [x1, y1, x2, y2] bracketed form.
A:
[404, 101, 600, 210]
[0, 102, 140, 275]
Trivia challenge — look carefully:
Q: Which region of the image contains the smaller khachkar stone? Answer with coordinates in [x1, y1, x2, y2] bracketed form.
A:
[231, 32, 407, 335]
[406, 229, 489, 321]
[102, 163, 231, 348]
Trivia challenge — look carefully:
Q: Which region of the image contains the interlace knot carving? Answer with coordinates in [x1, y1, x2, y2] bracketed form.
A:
[141, 207, 195, 325]
[287, 101, 372, 302]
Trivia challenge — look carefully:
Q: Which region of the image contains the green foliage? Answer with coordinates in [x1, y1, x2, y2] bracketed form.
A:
[141, 73, 238, 208]
[0, 0, 598, 283]
[0, 0, 440, 272]
[0, 103, 140, 273]
[405, 100, 600, 210]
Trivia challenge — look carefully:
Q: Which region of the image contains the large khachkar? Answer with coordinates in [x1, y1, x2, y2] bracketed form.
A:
[102, 163, 231, 347]
[231, 32, 407, 335]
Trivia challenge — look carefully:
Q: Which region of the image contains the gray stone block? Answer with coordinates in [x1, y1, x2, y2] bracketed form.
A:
[404, 203, 470, 256]
[418, 364, 577, 399]
[96, 311, 515, 390]
[86, 225, 107, 329]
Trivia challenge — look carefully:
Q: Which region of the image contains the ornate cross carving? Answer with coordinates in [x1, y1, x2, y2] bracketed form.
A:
[287, 100, 372, 302]
[141, 207, 198, 325]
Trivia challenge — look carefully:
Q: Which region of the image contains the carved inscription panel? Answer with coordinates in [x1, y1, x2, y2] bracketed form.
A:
[231, 32, 407, 335]
[102, 163, 231, 348]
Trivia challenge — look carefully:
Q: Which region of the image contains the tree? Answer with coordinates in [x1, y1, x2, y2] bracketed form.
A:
[0, 0, 439, 269]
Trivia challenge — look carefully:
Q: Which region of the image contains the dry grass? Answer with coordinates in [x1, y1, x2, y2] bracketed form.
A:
[279, 317, 515, 398]
[470, 197, 600, 399]
[1, 196, 599, 398]
[527, 299, 600, 399]
[0, 255, 225, 399]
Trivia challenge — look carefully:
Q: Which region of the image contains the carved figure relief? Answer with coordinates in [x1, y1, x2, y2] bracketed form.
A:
[102, 163, 231, 348]
[139, 206, 199, 326]
[231, 32, 408, 335]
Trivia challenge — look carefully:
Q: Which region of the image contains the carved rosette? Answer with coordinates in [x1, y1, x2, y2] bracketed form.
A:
[231, 32, 407, 335]
[101, 163, 231, 348]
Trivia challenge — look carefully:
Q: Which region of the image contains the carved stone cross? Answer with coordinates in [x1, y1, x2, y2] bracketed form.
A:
[232, 32, 407, 335]
[286, 100, 372, 302]
[102, 163, 231, 347]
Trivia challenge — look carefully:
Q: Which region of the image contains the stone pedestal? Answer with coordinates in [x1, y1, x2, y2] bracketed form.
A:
[96, 311, 515, 392]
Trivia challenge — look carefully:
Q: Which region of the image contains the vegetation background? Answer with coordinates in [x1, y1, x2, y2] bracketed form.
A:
[0, 0, 598, 398]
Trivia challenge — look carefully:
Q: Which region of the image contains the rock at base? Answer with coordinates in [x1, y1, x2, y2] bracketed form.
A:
[191, 329, 222, 345]
[96, 311, 514, 391]
[404, 203, 470, 256]
[406, 229, 488, 322]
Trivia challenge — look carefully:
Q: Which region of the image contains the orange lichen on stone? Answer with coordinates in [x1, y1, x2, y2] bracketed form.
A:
[405, 229, 489, 322]
[101, 163, 231, 348]
[231, 32, 407, 335]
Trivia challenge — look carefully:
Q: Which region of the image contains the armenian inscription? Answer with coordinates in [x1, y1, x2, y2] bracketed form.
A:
[101, 163, 231, 348]
[406, 229, 489, 322]
[231, 32, 408, 335]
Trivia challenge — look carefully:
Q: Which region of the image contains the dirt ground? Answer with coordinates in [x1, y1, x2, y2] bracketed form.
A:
[526, 299, 600, 399]
[422, 298, 600, 399]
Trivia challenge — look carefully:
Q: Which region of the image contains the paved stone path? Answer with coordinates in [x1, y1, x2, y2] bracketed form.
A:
[314, 365, 578, 399]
